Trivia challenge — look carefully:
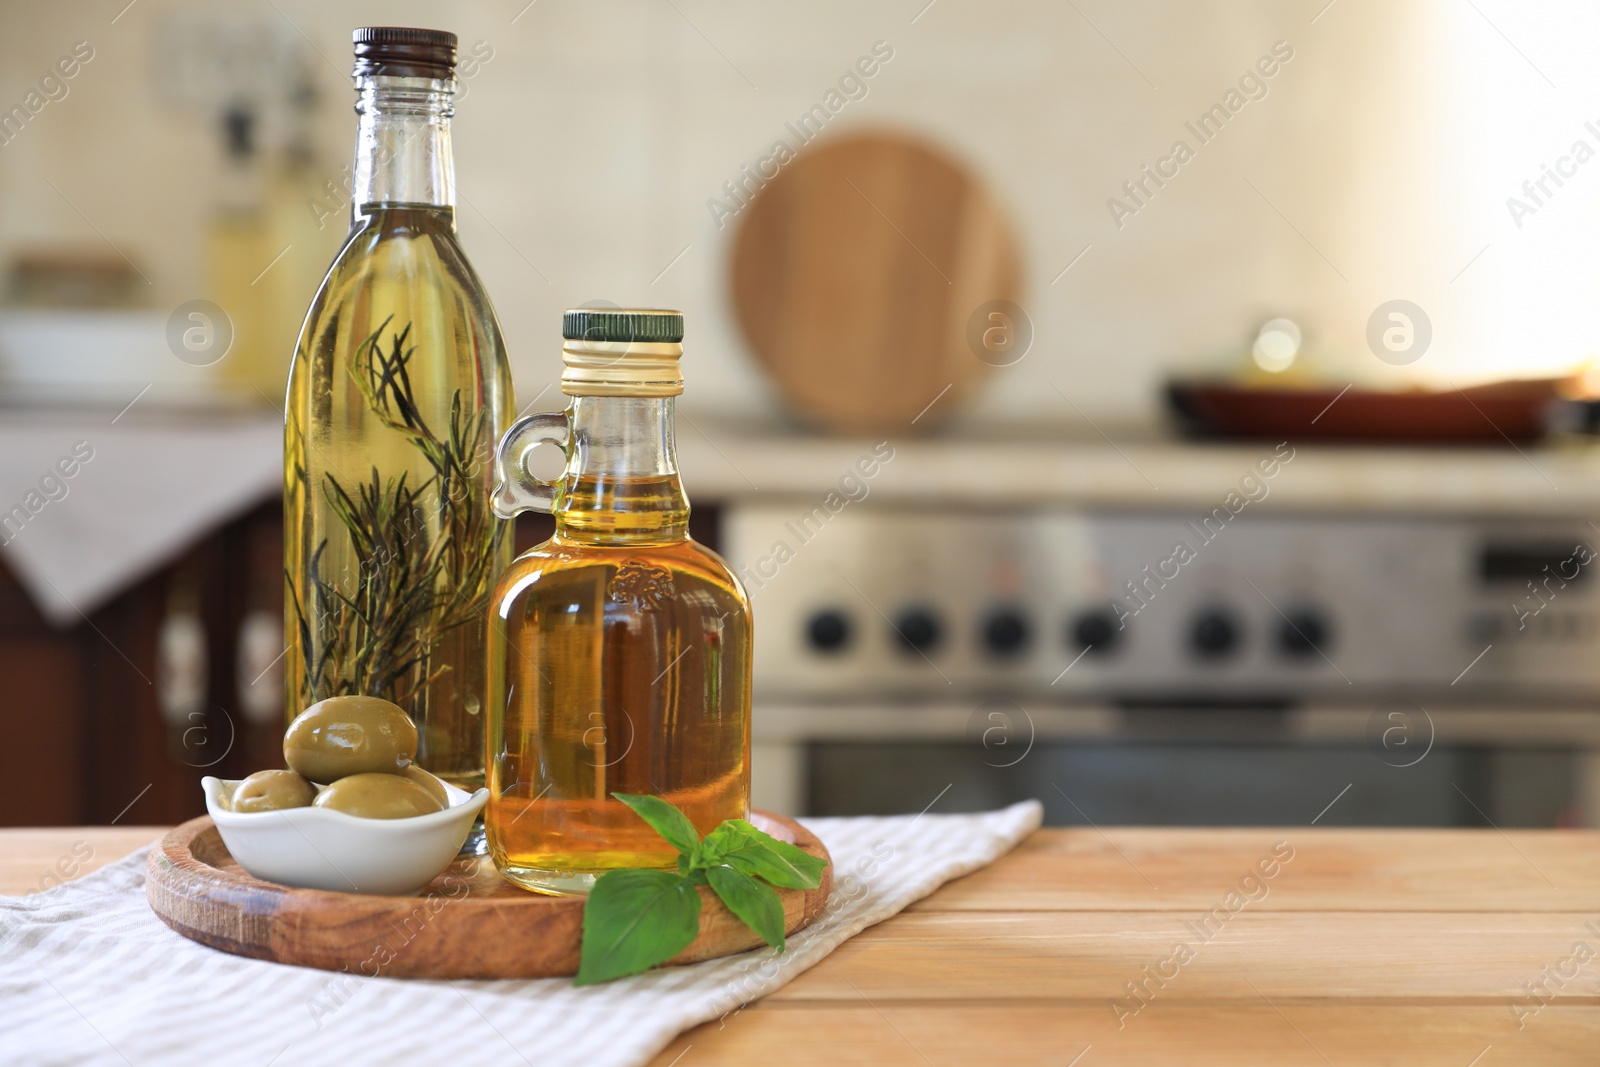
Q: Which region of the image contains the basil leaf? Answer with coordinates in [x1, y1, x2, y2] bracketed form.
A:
[702, 820, 827, 889]
[706, 864, 787, 951]
[693, 832, 727, 866]
[575, 869, 702, 986]
[612, 792, 701, 855]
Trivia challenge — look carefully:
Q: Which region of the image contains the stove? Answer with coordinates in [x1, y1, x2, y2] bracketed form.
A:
[725, 500, 1600, 825]
[729, 506, 1600, 703]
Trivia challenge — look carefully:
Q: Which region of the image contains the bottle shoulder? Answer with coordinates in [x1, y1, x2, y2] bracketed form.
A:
[291, 206, 510, 388]
[503, 535, 739, 575]
[495, 537, 750, 610]
[318, 210, 484, 298]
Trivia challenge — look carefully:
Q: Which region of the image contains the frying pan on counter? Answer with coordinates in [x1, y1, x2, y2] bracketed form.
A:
[1165, 377, 1566, 444]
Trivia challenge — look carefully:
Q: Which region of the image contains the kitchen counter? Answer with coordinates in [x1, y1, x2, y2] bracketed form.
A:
[677, 426, 1600, 514]
[8, 825, 1599, 1063]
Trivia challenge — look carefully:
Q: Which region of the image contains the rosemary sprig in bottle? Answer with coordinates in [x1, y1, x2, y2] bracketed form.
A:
[288, 317, 502, 712]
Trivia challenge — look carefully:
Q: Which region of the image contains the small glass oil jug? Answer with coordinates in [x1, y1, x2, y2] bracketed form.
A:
[485, 308, 752, 895]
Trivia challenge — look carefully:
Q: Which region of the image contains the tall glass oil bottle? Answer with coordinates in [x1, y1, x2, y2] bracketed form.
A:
[487, 309, 752, 895]
[284, 27, 512, 794]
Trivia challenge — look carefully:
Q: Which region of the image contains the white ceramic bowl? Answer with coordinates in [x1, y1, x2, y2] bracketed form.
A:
[202, 776, 489, 896]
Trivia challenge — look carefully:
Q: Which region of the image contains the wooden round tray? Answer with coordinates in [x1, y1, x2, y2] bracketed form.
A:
[146, 811, 832, 979]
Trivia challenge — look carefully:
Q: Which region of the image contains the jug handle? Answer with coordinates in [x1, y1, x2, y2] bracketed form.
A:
[492, 411, 569, 517]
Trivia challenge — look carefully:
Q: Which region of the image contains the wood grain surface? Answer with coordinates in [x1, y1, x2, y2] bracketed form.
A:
[730, 131, 1021, 434]
[911, 826, 1593, 912]
[0, 826, 164, 894]
[10, 825, 1600, 1064]
[142, 811, 831, 979]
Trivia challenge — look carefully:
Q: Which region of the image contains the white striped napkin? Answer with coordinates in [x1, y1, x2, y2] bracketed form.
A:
[0, 801, 1041, 1067]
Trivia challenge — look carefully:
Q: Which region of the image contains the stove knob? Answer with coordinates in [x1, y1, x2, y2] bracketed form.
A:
[805, 609, 852, 653]
[1070, 609, 1122, 655]
[982, 608, 1032, 657]
[1190, 608, 1241, 659]
[893, 607, 943, 655]
[1278, 610, 1331, 658]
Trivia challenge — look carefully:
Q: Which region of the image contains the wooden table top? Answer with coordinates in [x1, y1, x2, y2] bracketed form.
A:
[6, 824, 1599, 1065]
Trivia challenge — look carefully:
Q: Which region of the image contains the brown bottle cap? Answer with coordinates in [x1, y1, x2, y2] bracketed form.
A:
[352, 27, 457, 80]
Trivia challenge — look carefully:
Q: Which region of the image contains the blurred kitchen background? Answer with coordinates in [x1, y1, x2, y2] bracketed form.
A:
[4, 0, 1600, 830]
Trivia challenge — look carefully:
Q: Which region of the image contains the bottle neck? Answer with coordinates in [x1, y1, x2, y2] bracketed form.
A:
[351, 74, 455, 220]
[556, 396, 690, 544]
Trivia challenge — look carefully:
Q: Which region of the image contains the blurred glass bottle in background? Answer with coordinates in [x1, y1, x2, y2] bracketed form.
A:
[208, 86, 342, 406]
[208, 104, 274, 400]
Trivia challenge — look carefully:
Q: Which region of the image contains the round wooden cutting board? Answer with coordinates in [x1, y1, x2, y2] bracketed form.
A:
[730, 130, 1023, 435]
[146, 812, 832, 980]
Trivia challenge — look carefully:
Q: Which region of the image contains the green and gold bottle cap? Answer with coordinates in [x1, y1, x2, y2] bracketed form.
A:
[561, 308, 684, 397]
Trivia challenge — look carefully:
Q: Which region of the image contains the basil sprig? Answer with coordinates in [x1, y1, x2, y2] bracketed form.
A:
[574, 793, 828, 986]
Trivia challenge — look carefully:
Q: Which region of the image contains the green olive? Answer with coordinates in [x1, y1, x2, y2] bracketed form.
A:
[229, 769, 315, 813]
[284, 696, 418, 783]
[400, 763, 449, 806]
[312, 773, 445, 819]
